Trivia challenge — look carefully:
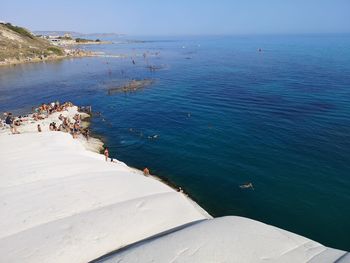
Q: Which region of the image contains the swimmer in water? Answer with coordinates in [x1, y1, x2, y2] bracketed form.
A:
[240, 182, 254, 190]
[148, 134, 159, 139]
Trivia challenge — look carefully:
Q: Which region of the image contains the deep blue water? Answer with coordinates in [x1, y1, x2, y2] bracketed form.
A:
[1, 35, 350, 250]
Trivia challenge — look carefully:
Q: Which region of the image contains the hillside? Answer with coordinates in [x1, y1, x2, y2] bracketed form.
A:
[0, 23, 64, 64]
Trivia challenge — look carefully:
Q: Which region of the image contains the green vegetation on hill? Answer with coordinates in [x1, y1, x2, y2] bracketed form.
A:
[0, 23, 65, 63]
[3, 23, 34, 39]
[76, 37, 101, 43]
[46, 46, 64, 56]
[75, 38, 90, 43]
[58, 36, 73, 40]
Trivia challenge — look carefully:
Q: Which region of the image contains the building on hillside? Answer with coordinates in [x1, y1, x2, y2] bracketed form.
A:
[49, 38, 62, 45]
[48, 35, 60, 39]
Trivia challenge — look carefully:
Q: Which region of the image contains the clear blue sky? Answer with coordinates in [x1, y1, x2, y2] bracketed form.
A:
[2, 0, 350, 35]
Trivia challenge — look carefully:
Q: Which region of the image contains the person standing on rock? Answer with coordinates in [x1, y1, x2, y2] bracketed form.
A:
[143, 167, 150, 176]
[6, 113, 18, 134]
[104, 147, 109, 162]
[86, 128, 90, 141]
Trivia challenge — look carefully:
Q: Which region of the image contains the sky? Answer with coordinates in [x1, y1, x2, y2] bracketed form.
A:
[1, 0, 350, 35]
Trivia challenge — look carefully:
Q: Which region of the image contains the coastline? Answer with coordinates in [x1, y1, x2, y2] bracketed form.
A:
[0, 103, 209, 212]
[81, 109, 210, 212]
[0, 104, 347, 262]
[0, 50, 97, 67]
[59, 40, 113, 45]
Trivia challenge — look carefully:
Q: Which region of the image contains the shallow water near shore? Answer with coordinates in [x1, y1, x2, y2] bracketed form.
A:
[1, 35, 350, 250]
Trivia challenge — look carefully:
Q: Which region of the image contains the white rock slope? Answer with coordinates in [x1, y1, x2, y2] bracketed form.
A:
[0, 107, 348, 263]
[0, 131, 209, 263]
[99, 217, 349, 263]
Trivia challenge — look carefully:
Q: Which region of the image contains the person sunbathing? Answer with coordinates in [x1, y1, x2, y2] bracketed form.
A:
[14, 119, 21, 126]
[49, 122, 57, 131]
[32, 113, 38, 121]
[72, 123, 80, 138]
[73, 114, 81, 122]
[55, 100, 60, 110]
[68, 123, 74, 134]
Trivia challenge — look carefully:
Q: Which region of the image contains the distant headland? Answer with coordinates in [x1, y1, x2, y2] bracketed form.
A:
[0, 22, 112, 66]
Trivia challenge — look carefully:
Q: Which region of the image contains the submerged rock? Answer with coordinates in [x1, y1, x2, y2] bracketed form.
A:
[107, 79, 154, 95]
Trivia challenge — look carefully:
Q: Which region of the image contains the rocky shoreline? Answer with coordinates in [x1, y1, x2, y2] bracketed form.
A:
[0, 49, 97, 67]
[0, 22, 108, 67]
[1, 102, 347, 262]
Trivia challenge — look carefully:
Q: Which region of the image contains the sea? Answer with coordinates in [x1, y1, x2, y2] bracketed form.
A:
[1, 34, 350, 251]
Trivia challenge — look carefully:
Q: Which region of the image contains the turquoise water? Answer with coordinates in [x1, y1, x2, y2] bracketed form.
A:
[1, 35, 350, 250]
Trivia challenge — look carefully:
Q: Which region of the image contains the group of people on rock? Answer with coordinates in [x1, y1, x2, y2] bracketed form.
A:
[32, 102, 90, 140]
[32, 101, 73, 121]
[1, 101, 90, 141]
[56, 112, 89, 139]
[1, 103, 160, 184]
